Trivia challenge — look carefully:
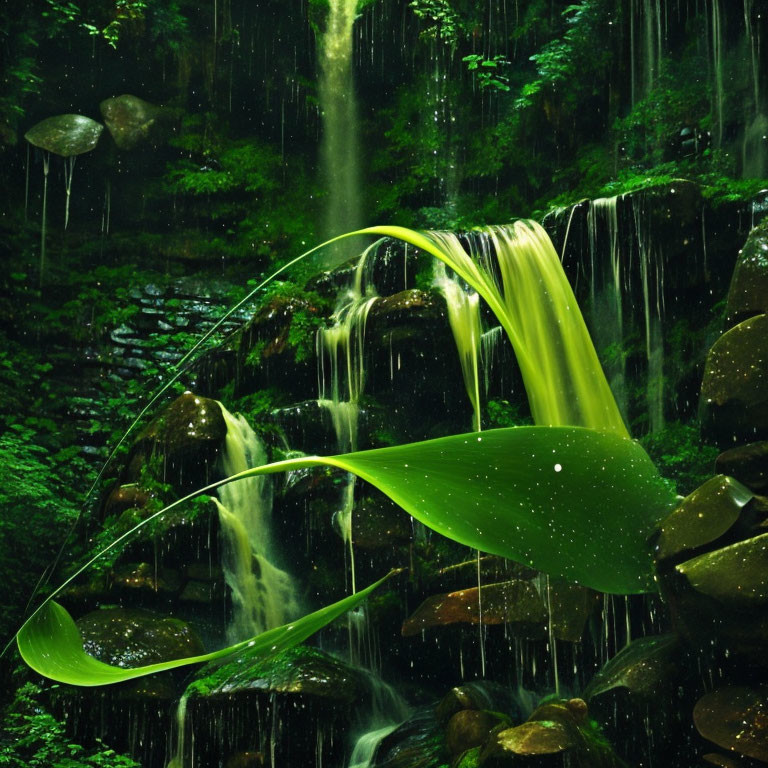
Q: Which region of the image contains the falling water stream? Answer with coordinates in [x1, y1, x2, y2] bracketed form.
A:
[319, 0, 362, 248]
[169, 403, 300, 767]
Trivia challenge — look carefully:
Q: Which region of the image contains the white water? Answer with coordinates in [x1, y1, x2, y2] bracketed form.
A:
[348, 676, 410, 768]
[166, 695, 189, 768]
[217, 403, 299, 642]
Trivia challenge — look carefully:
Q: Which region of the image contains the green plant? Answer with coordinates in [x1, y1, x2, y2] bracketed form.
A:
[463, 54, 510, 91]
[0, 682, 141, 766]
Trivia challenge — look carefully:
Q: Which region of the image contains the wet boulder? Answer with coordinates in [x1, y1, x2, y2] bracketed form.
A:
[77, 607, 204, 667]
[112, 561, 184, 599]
[401, 579, 597, 643]
[123, 391, 226, 493]
[235, 292, 329, 400]
[100, 94, 165, 150]
[353, 495, 411, 550]
[654, 475, 754, 564]
[479, 698, 623, 767]
[700, 314, 768, 448]
[446, 709, 509, 758]
[25, 113, 103, 156]
[726, 218, 768, 328]
[716, 441, 768, 493]
[182, 645, 366, 767]
[694, 687, 768, 763]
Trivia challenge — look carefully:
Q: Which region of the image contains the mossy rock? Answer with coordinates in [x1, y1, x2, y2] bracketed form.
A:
[136, 391, 226, 460]
[726, 219, 768, 328]
[700, 314, 768, 448]
[185, 644, 365, 705]
[76, 607, 204, 668]
[480, 699, 623, 767]
[367, 289, 446, 345]
[445, 710, 510, 758]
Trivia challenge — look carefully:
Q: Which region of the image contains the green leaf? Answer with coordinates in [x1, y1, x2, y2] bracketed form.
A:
[17, 572, 395, 687]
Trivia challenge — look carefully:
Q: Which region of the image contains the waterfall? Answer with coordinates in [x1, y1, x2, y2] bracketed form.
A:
[424, 223, 628, 436]
[348, 676, 410, 768]
[317, 242, 380, 596]
[587, 197, 628, 421]
[710, 0, 725, 147]
[433, 261, 483, 432]
[167, 695, 189, 768]
[632, 200, 665, 434]
[216, 403, 300, 643]
[630, 0, 664, 104]
[319, 0, 362, 249]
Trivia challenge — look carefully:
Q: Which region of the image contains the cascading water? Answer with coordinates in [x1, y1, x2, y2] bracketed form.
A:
[168, 403, 300, 768]
[433, 261, 483, 432]
[216, 403, 300, 642]
[319, 0, 362, 251]
[317, 241, 381, 597]
[424, 222, 629, 437]
[348, 676, 410, 768]
[710, 0, 725, 147]
[742, 0, 767, 176]
[630, 0, 664, 104]
[587, 197, 628, 421]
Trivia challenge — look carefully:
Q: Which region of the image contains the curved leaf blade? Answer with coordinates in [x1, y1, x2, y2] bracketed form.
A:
[17, 572, 394, 687]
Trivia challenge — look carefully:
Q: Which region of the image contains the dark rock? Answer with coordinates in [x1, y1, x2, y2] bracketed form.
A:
[235, 293, 327, 400]
[402, 579, 596, 642]
[702, 754, 751, 768]
[182, 646, 365, 768]
[121, 392, 226, 494]
[103, 483, 152, 519]
[402, 580, 545, 638]
[225, 753, 265, 768]
[584, 634, 679, 700]
[677, 531, 768, 607]
[353, 495, 411, 549]
[136, 391, 226, 461]
[100, 94, 165, 150]
[24, 114, 104, 155]
[726, 219, 768, 327]
[367, 289, 446, 343]
[480, 721, 572, 762]
[480, 699, 623, 767]
[185, 644, 364, 704]
[76, 608, 204, 668]
[700, 314, 768, 448]
[436, 686, 486, 724]
[179, 579, 226, 604]
[655, 475, 753, 563]
[716, 441, 768, 493]
[446, 710, 508, 758]
[186, 562, 224, 582]
[694, 687, 768, 762]
[112, 561, 183, 596]
[374, 706, 449, 768]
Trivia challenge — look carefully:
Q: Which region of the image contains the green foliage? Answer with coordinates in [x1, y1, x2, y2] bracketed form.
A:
[0, 426, 84, 639]
[155, 113, 317, 264]
[463, 54, 510, 91]
[640, 422, 719, 497]
[0, 682, 140, 767]
[484, 398, 531, 428]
